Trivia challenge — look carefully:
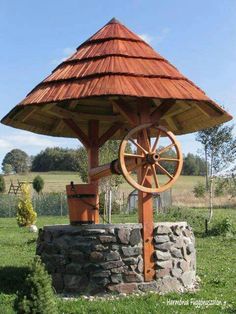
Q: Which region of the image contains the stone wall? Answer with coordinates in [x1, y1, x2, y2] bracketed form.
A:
[36, 222, 196, 295]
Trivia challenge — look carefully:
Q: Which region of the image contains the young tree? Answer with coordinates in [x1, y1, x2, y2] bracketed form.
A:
[196, 124, 236, 227]
[2, 149, 30, 173]
[17, 184, 37, 227]
[14, 256, 57, 314]
[33, 175, 44, 194]
[196, 124, 236, 188]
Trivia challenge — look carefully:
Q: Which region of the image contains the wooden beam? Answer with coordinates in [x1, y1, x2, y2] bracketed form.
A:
[98, 122, 123, 147]
[63, 118, 90, 148]
[88, 120, 99, 223]
[193, 101, 222, 117]
[110, 99, 138, 126]
[46, 105, 120, 122]
[137, 107, 155, 282]
[151, 99, 175, 124]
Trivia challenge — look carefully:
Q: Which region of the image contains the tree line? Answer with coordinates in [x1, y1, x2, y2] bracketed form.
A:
[2, 146, 207, 176]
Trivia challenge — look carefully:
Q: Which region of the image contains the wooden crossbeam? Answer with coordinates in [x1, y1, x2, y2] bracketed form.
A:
[151, 99, 175, 123]
[63, 118, 90, 148]
[98, 122, 123, 147]
[110, 99, 138, 126]
[46, 105, 120, 122]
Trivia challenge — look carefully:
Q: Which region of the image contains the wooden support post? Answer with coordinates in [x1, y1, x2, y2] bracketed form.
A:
[88, 120, 100, 223]
[138, 105, 155, 281]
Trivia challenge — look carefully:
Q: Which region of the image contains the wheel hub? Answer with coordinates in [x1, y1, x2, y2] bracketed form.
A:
[146, 152, 159, 164]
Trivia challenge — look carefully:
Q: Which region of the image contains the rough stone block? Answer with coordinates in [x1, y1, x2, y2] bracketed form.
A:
[123, 271, 143, 283]
[69, 251, 85, 263]
[138, 282, 158, 292]
[157, 276, 183, 293]
[154, 242, 172, 251]
[105, 251, 120, 261]
[90, 251, 104, 262]
[171, 248, 183, 258]
[118, 229, 130, 244]
[156, 225, 172, 235]
[129, 229, 141, 245]
[123, 257, 138, 265]
[66, 263, 82, 274]
[154, 235, 170, 244]
[121, 246, 142, 257]
[171, 268, 182, 278]
[154, 250, 171, 261]
[101, 260, 124, 270]
[180, 271, 195, 287]
[186, 243, 195, 254]
[156, 260, 172, 269]
[107, 283, 138, 294]
[91, 271, 111, 278]
[156, 268, 170, 278]
[111, 274, 123, 283]
[99, 235, 116, 243]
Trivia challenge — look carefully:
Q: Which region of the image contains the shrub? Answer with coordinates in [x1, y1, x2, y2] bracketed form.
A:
[33, 176, 44, 194]
[14, 256, 57, 314]
[0, 175, 6, 193]
[210, 217, 234, 236]
[193, 182, 206, 198]
[17, 184, 37, 227]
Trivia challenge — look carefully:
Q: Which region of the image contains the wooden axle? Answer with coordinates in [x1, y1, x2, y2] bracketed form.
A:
[89, 157, 139, 181]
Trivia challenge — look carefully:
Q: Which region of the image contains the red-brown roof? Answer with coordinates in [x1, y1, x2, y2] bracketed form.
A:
[1, 18, 232, 139]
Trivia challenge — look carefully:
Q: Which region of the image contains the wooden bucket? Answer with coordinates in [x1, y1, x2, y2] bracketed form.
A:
[66, 183, 98, 225]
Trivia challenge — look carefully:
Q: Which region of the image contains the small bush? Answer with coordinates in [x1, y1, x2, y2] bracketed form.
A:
[17, 184, 37, 227]
[14, 256, 57, 314]
[210, 217, 234, 236]
[193, 182, 206, 198]
[33, 175, 44, 194]
[0, 175, 6, 193]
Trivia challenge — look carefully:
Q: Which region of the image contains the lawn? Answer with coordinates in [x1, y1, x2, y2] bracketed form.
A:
[4, 171, 235, 208]
[0, 208, 235, 313]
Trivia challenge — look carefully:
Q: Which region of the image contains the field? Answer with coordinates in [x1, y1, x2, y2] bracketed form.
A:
[3, 172, 234, 208]
[0, 209, 236, 313]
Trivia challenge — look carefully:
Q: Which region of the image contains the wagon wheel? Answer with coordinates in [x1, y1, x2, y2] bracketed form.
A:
[119, 123, 183, 193]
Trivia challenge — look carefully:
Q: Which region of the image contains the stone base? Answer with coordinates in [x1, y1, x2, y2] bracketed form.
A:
[37, 222, 196, 295]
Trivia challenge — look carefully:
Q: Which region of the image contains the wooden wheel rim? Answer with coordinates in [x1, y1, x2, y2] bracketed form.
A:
[119, 123, 183, 193]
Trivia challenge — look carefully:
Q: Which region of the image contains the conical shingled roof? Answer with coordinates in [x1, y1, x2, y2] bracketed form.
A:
[1, 18, 232, 139]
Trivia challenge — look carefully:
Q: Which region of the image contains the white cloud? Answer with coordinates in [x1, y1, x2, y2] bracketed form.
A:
[138, 33, 153, 44]
[0, 139, 12, 149]
[138, 27, 170, 45]
[50, 47, 75, 65]
[156, 27, 170, 43]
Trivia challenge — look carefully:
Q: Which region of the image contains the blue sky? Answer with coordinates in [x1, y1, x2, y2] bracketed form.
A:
[0, 0, 235, 167]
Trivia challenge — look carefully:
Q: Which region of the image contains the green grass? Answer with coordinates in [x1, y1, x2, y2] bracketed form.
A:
[0, 209, 235, 313]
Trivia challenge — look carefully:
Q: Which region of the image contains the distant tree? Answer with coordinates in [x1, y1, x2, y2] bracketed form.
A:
[2, 149, 30, 173]
[182, 153, 206, 176]
[32, 147, 80, 172]
[33, 176, 44, 194]
[196, 124, 236, 228]
[0, 175, 6, 193]
[1, 163, 13, 175]
[196, 124, 236, 188]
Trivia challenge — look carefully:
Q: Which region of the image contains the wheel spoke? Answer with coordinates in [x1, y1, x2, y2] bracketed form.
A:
[128, 160, 145, 173]
[140, 165, 150, 186]
[159, 157, 179, 162]
[151, 164, 159, 188]
[158, 143, 175, 155]
[124, 153, 144, 159]
[152, 129, 161, 153]
[156, 163, 174, 179]
[129, 138, 148, 154]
